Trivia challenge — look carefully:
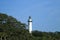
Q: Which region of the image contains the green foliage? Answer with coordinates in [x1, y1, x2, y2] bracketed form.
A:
[32, 30, 60, 40]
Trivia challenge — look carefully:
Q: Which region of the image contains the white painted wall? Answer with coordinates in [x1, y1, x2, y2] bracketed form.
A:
[28, 17, 32, 33]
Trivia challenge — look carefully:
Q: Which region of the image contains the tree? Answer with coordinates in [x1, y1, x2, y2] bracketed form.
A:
[0, 13, 27, 40]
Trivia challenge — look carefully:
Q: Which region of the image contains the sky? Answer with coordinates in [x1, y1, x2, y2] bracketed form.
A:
[0, 0, 60, 32]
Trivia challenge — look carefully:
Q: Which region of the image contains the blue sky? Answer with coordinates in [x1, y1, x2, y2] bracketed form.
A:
[0, 0, 60, 32]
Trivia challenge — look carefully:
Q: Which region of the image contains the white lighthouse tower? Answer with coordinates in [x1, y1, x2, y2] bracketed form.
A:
[28, 16, 32, 33]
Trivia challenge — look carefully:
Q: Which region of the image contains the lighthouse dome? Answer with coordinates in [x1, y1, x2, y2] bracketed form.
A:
[28, 16, 32, 22]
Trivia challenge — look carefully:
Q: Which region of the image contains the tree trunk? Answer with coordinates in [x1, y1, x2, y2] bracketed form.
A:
[1, 36, 2, 40]
[4, 36, 6, 40]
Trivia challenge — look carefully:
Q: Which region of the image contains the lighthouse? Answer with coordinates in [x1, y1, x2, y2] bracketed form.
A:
[28, 16, 32, 33]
